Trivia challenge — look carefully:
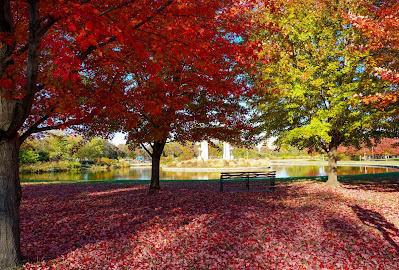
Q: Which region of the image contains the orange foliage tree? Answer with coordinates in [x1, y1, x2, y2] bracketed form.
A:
[349, 0, 399, 106]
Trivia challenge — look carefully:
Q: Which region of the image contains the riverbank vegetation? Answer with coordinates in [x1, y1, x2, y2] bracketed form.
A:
[19, 133, 311, 172]
[19, 133, 130, 173]
[20, 133, 399, 173]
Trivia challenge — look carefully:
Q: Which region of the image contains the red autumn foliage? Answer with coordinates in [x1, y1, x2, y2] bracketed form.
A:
[338, 138, 399, 157]
[1, 0, 273, 266]
[349, 0, 399, 106]
[75, 1, 264, 191]
[20, 181, 399, 269]
[2, 0, 268, 138]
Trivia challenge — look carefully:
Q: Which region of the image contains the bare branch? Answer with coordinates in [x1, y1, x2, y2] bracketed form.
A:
[140, 142, 153, 156]
[25, 124, 64, 135]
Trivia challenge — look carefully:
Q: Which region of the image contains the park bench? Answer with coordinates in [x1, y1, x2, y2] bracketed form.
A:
[219, 171, 277, 192]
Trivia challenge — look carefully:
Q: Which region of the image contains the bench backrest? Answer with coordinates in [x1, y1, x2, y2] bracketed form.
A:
[220, 171, 276, 180]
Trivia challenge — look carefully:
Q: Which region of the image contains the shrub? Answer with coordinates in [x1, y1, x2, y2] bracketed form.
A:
[68, 161, 82, 171]
[94, 158, 113, 166]
[19, 150, 40, 164]
[338, 154, 352, 161]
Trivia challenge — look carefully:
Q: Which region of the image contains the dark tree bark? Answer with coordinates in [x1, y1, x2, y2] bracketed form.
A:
[326, 142, 340, 187]
[0, 0, 41, 267]
[0, 138, 23, 268]
[149, 140, 166, 192]
[0, 1, 24, 268]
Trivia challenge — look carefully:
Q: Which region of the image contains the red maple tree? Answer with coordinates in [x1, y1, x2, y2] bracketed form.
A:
[0, 0, 271, 267]
[80, 3, 263, 192]
[338, 138, 399, 158]
[122, 63, 256, 191]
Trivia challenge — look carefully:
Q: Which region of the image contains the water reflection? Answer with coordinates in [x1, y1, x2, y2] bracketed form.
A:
[20, 165, 399, 182]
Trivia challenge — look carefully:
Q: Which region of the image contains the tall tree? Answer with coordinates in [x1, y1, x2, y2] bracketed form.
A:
[79, 1, 266, 192]
[98, 58, 256, 192]
[0, 0, 270, 267]
[253, 0, 394, 187]
[127, 88, 255, 192]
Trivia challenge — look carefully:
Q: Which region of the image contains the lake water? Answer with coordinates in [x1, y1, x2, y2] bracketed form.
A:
[20, 165, 399, 182]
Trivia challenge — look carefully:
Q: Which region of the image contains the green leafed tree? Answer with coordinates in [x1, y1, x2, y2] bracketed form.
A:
[74, 137, 105, 161]
[253, 0, 395, 186]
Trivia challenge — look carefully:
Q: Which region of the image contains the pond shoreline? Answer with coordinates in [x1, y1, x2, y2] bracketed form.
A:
[270, 160, 399, 169]
[161, 161, 399, 172]
[161, 166, 272, 172]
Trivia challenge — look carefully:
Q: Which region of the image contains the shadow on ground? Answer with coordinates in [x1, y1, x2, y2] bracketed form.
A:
[20, 181, 399, 269]
[350, 204, 399, 253]
[339, 176, 399, 192]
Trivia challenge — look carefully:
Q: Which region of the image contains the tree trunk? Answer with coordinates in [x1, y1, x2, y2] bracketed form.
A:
[325, 145, 340, 187]
[0, 138, 23, 268]
[0, 1, 53, 267]
[149, 140, 166, 192]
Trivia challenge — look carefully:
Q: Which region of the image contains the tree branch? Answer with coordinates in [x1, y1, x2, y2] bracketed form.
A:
[99, 0, 137, 17]
[78, 36, 117, 61]
[140, 142, 153, 156]
[78, 0, 173, 61]
[18, 114, 49, 143]
[26, 124, 64, 134]
[131, 0, 173, 30]
[37, 15, 61, 38]
[19, 116, 78, 143]
[17, 14, 60, 54]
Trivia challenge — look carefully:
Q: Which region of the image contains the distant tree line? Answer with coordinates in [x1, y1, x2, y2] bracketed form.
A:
[21, 133, 399, 166]
[19, 133, 122, 164]
[21, 133, 317, 165]
[337, 138, 399, 160]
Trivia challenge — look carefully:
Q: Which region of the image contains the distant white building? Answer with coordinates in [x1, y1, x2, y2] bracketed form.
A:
[198, 140, 235, 160]
[223, 142, 233, 160]
[198, 141, 209, 161]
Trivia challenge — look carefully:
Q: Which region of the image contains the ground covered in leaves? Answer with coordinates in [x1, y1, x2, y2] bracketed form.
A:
[21, 180, 399, 269]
